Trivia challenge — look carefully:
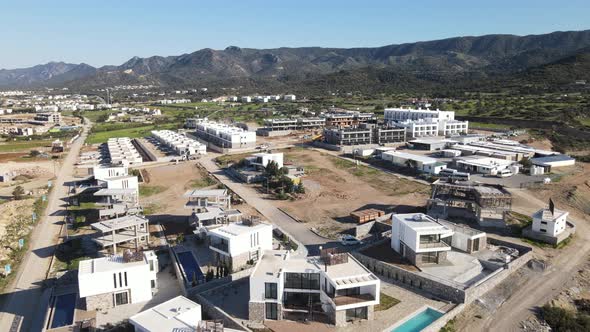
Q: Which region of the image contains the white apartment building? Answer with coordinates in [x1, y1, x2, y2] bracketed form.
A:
[209, 221, 273, 272]
[384, 108, 455, 122]
[385, 108, 468, 137]
[241, 96, 252, 103]
[395, 119, 439, 138]
[130, 296, 203, 332]
[391, 213, 454, 267]
[249, 250, 380, 326]
[532, 200, 568, 237]
[151, 130, 206, 156]
[283, 94, 296, 102]
[193, 119, 257, 150]
[78, 251, 158, 311]
[34, 112, 61, 123]
[246, 152, 284, 169]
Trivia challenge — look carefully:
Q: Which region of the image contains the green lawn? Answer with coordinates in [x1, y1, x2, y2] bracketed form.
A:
[0, 140, 52, 152]
[139, 185, 166, 197]
[86, 124, 176, 144]
[375, 293, 401, 311]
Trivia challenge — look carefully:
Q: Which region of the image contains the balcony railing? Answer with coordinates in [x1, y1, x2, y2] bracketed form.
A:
[419, 241, 451, 249]
[333, 294, 375, 306]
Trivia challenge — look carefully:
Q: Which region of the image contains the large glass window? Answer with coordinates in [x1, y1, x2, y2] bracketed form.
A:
[265, 302, 278, 320]
[284, 273, 320, 290]
[265, 283, 277, 299]
[420, 234, 439, 244]
[283, 292, 320, 310]
[421, 252, 438, 264]
[345, 306, 367, 322]
[336, 287, 360, 297]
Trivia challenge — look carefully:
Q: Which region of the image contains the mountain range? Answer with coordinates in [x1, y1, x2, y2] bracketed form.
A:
[1, 30, 590, 92]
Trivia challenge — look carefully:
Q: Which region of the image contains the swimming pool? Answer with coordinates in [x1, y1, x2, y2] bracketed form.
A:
[391, 307, 444, 332]
[176, 251, 204, 284]
[50, 293, 77, 329]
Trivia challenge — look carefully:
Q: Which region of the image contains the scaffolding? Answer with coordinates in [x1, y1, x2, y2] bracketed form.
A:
[427, 179, 512, 227]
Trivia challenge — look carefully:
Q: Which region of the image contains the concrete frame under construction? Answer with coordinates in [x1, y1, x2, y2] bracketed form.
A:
[427, 179, 512, 228]
[90, 215, 150, 254]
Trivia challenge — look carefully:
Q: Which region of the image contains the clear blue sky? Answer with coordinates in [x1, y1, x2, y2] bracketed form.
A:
[2, 0, 589, 69]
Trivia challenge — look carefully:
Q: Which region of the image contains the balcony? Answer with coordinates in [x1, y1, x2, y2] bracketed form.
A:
[210, 241, 229, 253]
[333, 294, 375, 306]
[418, 241, 451, 250]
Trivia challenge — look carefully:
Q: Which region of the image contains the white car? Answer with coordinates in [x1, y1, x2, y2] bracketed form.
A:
[340, 235, 362, 246]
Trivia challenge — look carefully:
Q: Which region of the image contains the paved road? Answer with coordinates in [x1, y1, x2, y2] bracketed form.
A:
[474, 188, 590, 332]
[0, 121, 90, 332]
[198, 155, 340, 256]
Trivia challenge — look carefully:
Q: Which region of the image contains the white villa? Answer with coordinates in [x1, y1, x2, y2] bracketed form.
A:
[209, 221, 273, 272]
[78, 250, 158, 311]
[129, 296, 202, 332]
[391, 213, 454, 267]
[249, 249, 380, 326]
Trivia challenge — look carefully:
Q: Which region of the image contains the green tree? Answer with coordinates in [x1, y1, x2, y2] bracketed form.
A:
[12, 186, 25, 200]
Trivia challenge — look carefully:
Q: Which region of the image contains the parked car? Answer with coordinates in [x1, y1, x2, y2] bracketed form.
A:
[340, 235, 362, 246]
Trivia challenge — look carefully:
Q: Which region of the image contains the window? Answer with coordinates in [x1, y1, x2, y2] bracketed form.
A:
[119, 273, 122, 287]
[541, 221, 548, 225]
[113, 273, 117, 288]
[265, 283, 277, 299]
[149, 260, 155, 271]
[124, 272, 128, 287]
[114, 291, 129, 306]
[151, 280, 156, 288]
[283, 292, 320, 310]
[265, 302, 278, 320]
[421, 252, 438, 264]
[337, 287, 360, 297]
[284, 273, 320, 290]
[540, 229, 547, 233]
[345, 307, 367, 322]
[420, 234, 439, 244]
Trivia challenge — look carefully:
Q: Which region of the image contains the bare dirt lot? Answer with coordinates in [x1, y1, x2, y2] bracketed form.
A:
[138, 161, 260, 219]
[273, 148, 430, 238]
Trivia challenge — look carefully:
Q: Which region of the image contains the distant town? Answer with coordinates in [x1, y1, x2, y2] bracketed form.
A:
[0, 82, 587, 332]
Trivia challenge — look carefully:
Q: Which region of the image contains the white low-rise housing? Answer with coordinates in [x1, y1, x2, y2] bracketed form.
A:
[532, 199, 568, 237]
[246, 152, 284, 169]
[151, 130, 206, 156]
[192, 118, 256, 150]
[391, 213, 454, 267]
[107, 137, 143, 165]
[382, 151, 447, 174]
[209, 221, 273, 272]
[78, 250, 158, 311]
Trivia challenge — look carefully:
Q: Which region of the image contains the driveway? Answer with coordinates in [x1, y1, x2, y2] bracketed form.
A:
[0, 120, 91, 332]
[198, 156, 342, 256]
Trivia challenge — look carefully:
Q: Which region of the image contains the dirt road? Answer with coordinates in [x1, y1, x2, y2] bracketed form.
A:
[471, 188, 590, 331]
[0, 120, 90, 332]
[198, 155, 334, 256]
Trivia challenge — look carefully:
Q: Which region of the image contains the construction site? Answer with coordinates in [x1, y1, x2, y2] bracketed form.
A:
[427, 178, 513, 228]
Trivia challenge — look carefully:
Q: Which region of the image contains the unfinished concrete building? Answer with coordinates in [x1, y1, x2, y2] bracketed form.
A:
[323, 127, 373, 145]
[90, 215, 150, 254]
[427, 179, 512, 228]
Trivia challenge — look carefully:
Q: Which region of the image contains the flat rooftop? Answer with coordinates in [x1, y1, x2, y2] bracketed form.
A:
[253, 250, 377, 285]
[393, 213, 454, 234]
[90, 215, 148, 232]
[78, 252, 151, 275]
[130, 296, 201, 332]
[209, 222, 271, 238]
[184, 189, 228, 198]
[382, 151, 438, 164]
